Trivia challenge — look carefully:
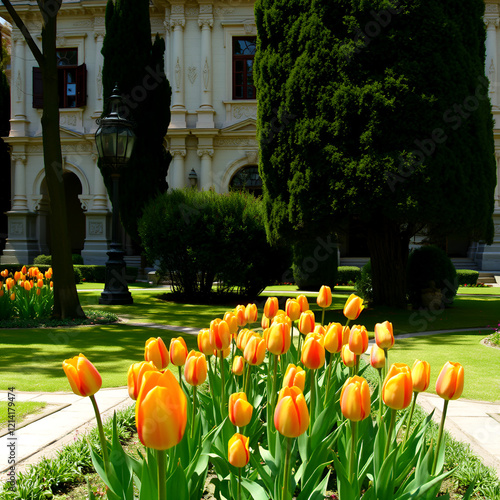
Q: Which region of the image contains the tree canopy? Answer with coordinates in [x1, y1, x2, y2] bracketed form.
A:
[255, 0, 496, 306]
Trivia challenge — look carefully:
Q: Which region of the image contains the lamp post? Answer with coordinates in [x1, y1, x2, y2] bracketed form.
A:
[95, 86, 135, 305]
[188, 169, 198, 188]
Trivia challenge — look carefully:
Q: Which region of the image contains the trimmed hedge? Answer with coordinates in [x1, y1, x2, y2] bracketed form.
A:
[456, 269, 479, 286]
[34, 254, 84, 265]
[355, 261, 373, 302]
[336, 266, 361, 285]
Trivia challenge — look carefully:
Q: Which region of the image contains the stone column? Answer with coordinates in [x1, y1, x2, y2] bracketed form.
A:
[11, 154, 28, 211]
[92, 158, 109, 211]
[197, 8, 215, 129]
[170, 149, 187, 189]
[94, 33, 105, 117]
[170, 5, 187, 128]
[163, 10, 171, 82]
[10, 35, 28, 137]
[485, 16, 499, 107]
[197, 149, 214, 190]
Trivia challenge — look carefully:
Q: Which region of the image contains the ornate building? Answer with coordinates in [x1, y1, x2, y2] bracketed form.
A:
[0, 0, 499, 272]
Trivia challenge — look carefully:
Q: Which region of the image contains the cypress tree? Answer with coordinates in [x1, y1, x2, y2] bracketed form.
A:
[101, 0, 171, 242]
[255, 0, 496, 307]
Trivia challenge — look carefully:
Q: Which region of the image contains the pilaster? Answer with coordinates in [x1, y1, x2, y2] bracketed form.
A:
[10, 34, 28, 137]
[11, 154, 28, 211]
[197, 4, 215, 128]
[170, 4, 187, 128]
[197, 148, 214, 190]
[485, 12, 499, 108]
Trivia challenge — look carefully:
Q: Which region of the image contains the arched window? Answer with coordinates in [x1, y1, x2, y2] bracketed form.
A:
[229, 165, 262, 196]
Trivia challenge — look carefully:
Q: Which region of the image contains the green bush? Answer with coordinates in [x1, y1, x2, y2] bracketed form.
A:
[406, 245, 458, 308]
[355, 261, 373, 302]
[139, 189, 290, 297]
[337, 266, 361, 285]
[33, 254, 84, 265]
[291, 236, 338, 291]
[456, 269, 479, 286]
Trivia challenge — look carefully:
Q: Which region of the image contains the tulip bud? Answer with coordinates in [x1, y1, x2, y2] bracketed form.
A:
[261, 315, 270, 329]
[10, 293, 15, 301]
[245, 303, 258, 324]
[144, 337, 169, 370]
[21, 265, 26, 274]
[197, 328, 214, 356]
[243, 335, 266, 366]
[370, 345, 386, 370]
[435, 361, 464, 400]
[228, 392, 253, 427]
[274, 386, 309, 437]
[224, 311, 239, 335]
[348, 325, 369, 355]
[233, 305, 247, 327]
[296, 294, 309, 312]
[37, 279, 44, 288]
[232, 355, 245, 376]
[341, 344, 356, 368]
[23, 280, 31, 291]
[236, 328, 253, 351]
[382, 363, 413, 410]
[63, 353, 102, 397]
[210, 318, 231, 351]
[228, 433, 250, 468]
[343, 294, 364, 321]
[301, 332, 325, 370]
[14, 271, 21, 282]
[264, 296, 279, 319]
[342, 326, 350, 345]
[267, 320, 291, 355]
[127, 361, 157, 400]
[340, 376, 371, 421]
[184, 350, 207, 386]
[412, 360, 431, 393]
[324, 322, 343, 353]
[298, 310, 315, 335]
[285, 298, 301, 321]
[282, 364, 306, 392]
[0, 269, 8, 278]
[317, 285, 332, 308]
[136, 370, 187, 450]
[374, 321, 395, 350]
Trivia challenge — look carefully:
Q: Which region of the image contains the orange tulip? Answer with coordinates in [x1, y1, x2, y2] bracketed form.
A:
[144, 337, 169, 370]
[6, 278, 14, 290]
[169, 337, 188, 366]
[301, 332, 325, 370]
[282, 364, 306, 392]
[23, 280, 31, 291]
[197, 328, 214, 356]
[382, 363, 413, 410]
[234, 305, 247, 328]
[236, 328, 254, 351]
[317, 285, 332, 308]
[136, 370, 187, 450]
[298, 310, 315, 335]
[36, 289, 41, 296]
[341, 344, 356, 368]
[296, 294, 309, 312]
[343, 294, 364, 321]
[411, 360, 430, 393]
[214, 345, 232, 359]
[285, 298, 301, 321]
[340, 376, 371, 421]
[267, 320, 291, 355]
[324, 322, 343, 353]
[37, 272, 44, 281]
[348, 325, 369, 355]
[232, 355, 245, 376]
[184, 350, 207, 386]
[37, 279, 44, 288]
[370, 345, 386, 370]
[228, 433, 250, 468]
[63, 354, 102, 398]
[342, 326, 350, 345]
[21, 265, 26, 274]
[0, 269, 8, 278]
[10, 293, 15, 301]
[127, 361, 157, 400]
[228, 392, 253, 427]
[224, 311, 239, 335]
[245, 303, 258, 324]
[243, 334, 266, 366]
[210, 318, 231, 351]
[13, 271, 21, 282]
[274, 386, 309, 438]
[45, 269, 53, 280]
[435, 361, 464, 400]
[375, 321, 395, 350]
[314, 324, 326, 336]
[264, 296, 279, 319]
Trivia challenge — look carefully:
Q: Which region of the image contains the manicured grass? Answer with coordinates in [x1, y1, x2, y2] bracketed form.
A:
[380, 331, 500, 402]
[0, 324, 197, 392]
[457, 286, 500, 295]
[0, 401, 47, 428]
[76, 282, 153, 290]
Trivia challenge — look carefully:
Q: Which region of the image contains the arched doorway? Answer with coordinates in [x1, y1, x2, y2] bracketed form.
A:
[229, 165, 262, 196]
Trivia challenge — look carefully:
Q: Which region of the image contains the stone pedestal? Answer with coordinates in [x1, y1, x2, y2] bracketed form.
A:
[81, 212, 111, 265]
[1, 212, 40, 265]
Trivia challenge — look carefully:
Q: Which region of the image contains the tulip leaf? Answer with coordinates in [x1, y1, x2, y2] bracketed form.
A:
[296, 461, 331, 500]
[138, 448, 158, 500]
[249, 450, 274, 492]
[306, 470, 330, 500]
[395, 467, 453, 500]
[298, 432, 309, 463]
[331, 449, 356, 499]
[241, 477, 270, 500]
[374, 448, 397, 500]
[166, 462, 189, 500]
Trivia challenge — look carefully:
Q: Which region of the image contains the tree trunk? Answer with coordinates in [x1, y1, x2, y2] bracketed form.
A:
[40, 8, 84, 319]
[365, 218, 410, 309]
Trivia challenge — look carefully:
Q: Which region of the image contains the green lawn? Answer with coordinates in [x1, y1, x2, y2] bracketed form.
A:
[0, 401, 47, 428]
[457, 286, 500, 295]
[77, 282, 154, 290]
[378, 331, 500, 402]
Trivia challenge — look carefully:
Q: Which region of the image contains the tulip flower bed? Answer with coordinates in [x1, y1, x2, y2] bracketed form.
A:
[0, 266, 53, 320]
[62, 289, 470, 500]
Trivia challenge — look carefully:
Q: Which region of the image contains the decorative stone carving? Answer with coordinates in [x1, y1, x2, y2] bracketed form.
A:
[56, 35, 67, 47]
[198, 18, 214, 28]
[214, 138, 258, 147]
[495, 223, 500, 235]
[89, 221, 104, 235]
[10, 222, 24, 236]
[11, 154, 26, 163]
[485, 17, 500, 28]
[215, 7, 234, 16]
[26, 21, 42, 31]
[203, 58, 210, 90]
[175, 58, 182, 89]
[489, 60, 496, 92]
[485, 4, 500, 13]
[94, 17, 105, 26]
[188, 66, 197, 84]
[97, 65, 103, 99]
[171, 149, 187, 157]
[197, 149, 214, 158]
[73, 19, 93, 28]
[170, 18, 186, 28]
[151, 18, 164, 30]
[186, 7, 199, 16]
[171, 5, 185, 14]
[245, 150, 258, 164]
[16, 70, 23, 102]
[233, 104, 257, 119]
[60, 113, 78, 127]
[200, 5, 213, 14]
[243, 21, 257, 35]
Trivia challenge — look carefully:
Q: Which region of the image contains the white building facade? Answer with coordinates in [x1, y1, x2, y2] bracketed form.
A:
[0, 0, 499, 271]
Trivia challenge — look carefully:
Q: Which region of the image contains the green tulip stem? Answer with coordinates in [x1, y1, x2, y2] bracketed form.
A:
[89, 395, 108, 476]
[321, 308, 325, 327]
[191, 385, 197, 439]
[324, 353, 334, 404]
[178, 366, 185, 393]
[238, 467, 242, 500]
[220, 350, 226, 410]
[383, 348, 389, 378]
[282, 437, 292, 500]
[297, 333, 303, 365]
[291, 320, 295, 344]
[377, 368, 384, 426]
[244, 364, 252, 402]
[384, 408, 397, 461]
[432, 399, 449, 476]
[402, 392, 418, 448]
[271, 354, 278, 420]
[157, 449, 167, 500]
[309, 369, 316, 434]
[354, 354, 360, 377]
[345, 318, 351, 329]
[349, 420, 358, 485]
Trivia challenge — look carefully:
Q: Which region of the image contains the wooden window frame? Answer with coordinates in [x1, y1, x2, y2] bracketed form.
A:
[232, 36, 256, 100]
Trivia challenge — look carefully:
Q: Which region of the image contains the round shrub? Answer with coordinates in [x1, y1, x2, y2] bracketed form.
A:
[33, 254, 52, 265]
[406, 245, 457, 308]
[291, 236, 338, 291]
[355, 261, 373, 302]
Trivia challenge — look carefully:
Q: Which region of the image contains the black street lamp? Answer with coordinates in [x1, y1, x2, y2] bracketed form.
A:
[95, 86, 135, 305]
